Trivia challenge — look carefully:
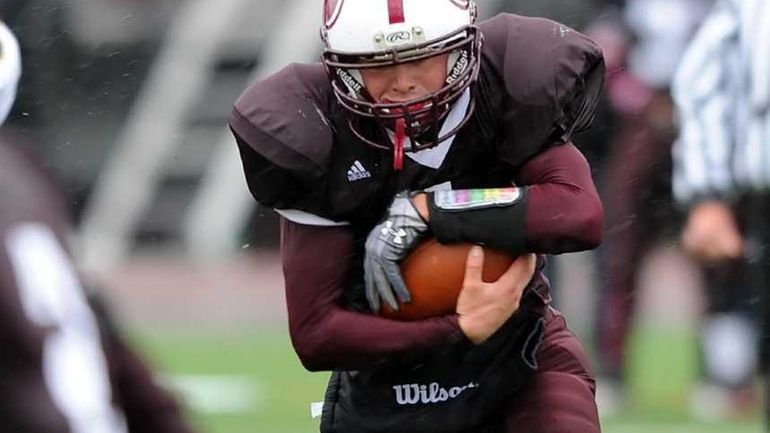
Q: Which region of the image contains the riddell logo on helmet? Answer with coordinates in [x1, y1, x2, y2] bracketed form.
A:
[386, 31, 412, 44]
[337, 69, 362, 94]
[392, 381, 480, 405]
[446, 51, 469, 85]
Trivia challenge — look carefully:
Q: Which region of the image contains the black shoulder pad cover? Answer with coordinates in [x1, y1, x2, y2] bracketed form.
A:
[229, 63, 339, 218]
[479, 14, 605, 167]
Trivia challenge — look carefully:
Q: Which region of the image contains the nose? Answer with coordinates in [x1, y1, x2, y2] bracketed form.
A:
[389, 64, 417, 96]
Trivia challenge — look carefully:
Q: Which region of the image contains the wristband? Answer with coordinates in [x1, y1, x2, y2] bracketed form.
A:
[427, 187, 528, 254]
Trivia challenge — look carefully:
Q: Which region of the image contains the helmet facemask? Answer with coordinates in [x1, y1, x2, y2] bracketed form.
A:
[322, 24, 483, 167]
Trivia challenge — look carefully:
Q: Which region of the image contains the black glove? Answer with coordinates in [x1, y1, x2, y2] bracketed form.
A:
[364, 192, 429, 312]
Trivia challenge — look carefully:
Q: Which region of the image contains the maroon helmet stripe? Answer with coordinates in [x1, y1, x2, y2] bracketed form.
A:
[387, 0, 405, 24]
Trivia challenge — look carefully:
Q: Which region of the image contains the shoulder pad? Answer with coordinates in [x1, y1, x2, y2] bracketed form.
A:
[479, 14, 605, 166]
[230, 64, 344, 219]
[230, 63, 336, 173]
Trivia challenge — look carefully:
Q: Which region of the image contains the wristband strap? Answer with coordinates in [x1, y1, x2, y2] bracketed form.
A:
[427, 187, 528, 254]
[432, 188, 523, 211]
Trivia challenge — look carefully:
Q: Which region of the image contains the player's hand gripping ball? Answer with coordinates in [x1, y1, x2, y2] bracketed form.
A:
[380, 238, 516, 321]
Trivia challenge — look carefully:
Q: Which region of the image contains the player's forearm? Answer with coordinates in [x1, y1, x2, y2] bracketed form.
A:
[290, 309, 464, 371]
[281, 219, 466, 372]
[519, 143, 603, 253]
[522, 183, 603, 253]
[414, 143, 602, 254]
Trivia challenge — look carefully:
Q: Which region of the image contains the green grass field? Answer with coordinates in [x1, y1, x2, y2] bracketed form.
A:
[131, 326, 763, 433]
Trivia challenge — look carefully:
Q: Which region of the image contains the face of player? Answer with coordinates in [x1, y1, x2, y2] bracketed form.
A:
[360, 53, 449, 104]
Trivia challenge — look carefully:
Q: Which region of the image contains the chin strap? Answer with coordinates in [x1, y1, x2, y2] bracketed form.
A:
[393, 118, 405, 170]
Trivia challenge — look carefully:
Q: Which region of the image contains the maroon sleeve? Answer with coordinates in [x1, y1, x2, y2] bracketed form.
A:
[280, 219, 467, 372]
[517, 142, 603, 252]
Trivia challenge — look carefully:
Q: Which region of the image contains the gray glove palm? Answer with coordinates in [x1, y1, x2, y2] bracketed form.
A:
[364, 192, 428, 313]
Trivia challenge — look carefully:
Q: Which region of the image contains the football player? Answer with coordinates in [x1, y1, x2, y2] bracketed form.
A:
[0, 21, 195, 433]
[231, 1, 604, 432]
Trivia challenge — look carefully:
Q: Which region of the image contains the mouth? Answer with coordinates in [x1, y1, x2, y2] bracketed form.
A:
[381, 100, 433, 115]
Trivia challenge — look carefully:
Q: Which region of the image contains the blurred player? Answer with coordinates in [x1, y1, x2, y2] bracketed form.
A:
[587, 0, 713, 412]
[231, 1, 605, 431]
[673, 0, 770, 420]
[0, 20, 195, 433]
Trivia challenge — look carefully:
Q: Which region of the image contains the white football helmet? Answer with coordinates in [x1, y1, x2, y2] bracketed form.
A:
[321, 0, 482, 154]
[0, 20, 21, 126]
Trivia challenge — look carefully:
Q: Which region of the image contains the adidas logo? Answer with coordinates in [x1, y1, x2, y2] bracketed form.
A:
[347, 160, 372, 182]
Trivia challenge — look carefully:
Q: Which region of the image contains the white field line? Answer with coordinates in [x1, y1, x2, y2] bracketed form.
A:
[162, 374, 264, 414]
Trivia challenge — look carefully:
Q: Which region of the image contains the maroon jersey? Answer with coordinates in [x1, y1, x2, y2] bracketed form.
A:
[230, 13, 604, 433]
[230, 12, 603, 356]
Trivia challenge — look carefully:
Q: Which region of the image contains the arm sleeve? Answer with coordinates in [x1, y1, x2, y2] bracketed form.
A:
[427, 143, 602, 255]
[517, 142, 603, 253]
[671, 0, 740, 205]
[280, 219, 467, 372]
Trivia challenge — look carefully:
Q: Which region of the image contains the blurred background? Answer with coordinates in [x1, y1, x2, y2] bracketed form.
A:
[1, 0, 764, 432]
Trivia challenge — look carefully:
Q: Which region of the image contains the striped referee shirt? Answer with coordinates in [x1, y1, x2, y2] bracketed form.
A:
[672, 0, 770, 204]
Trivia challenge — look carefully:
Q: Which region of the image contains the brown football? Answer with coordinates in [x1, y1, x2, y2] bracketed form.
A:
[380, 238, 516, 321]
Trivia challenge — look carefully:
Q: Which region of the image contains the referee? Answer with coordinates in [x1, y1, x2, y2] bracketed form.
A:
[672, 0, 770, 425]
